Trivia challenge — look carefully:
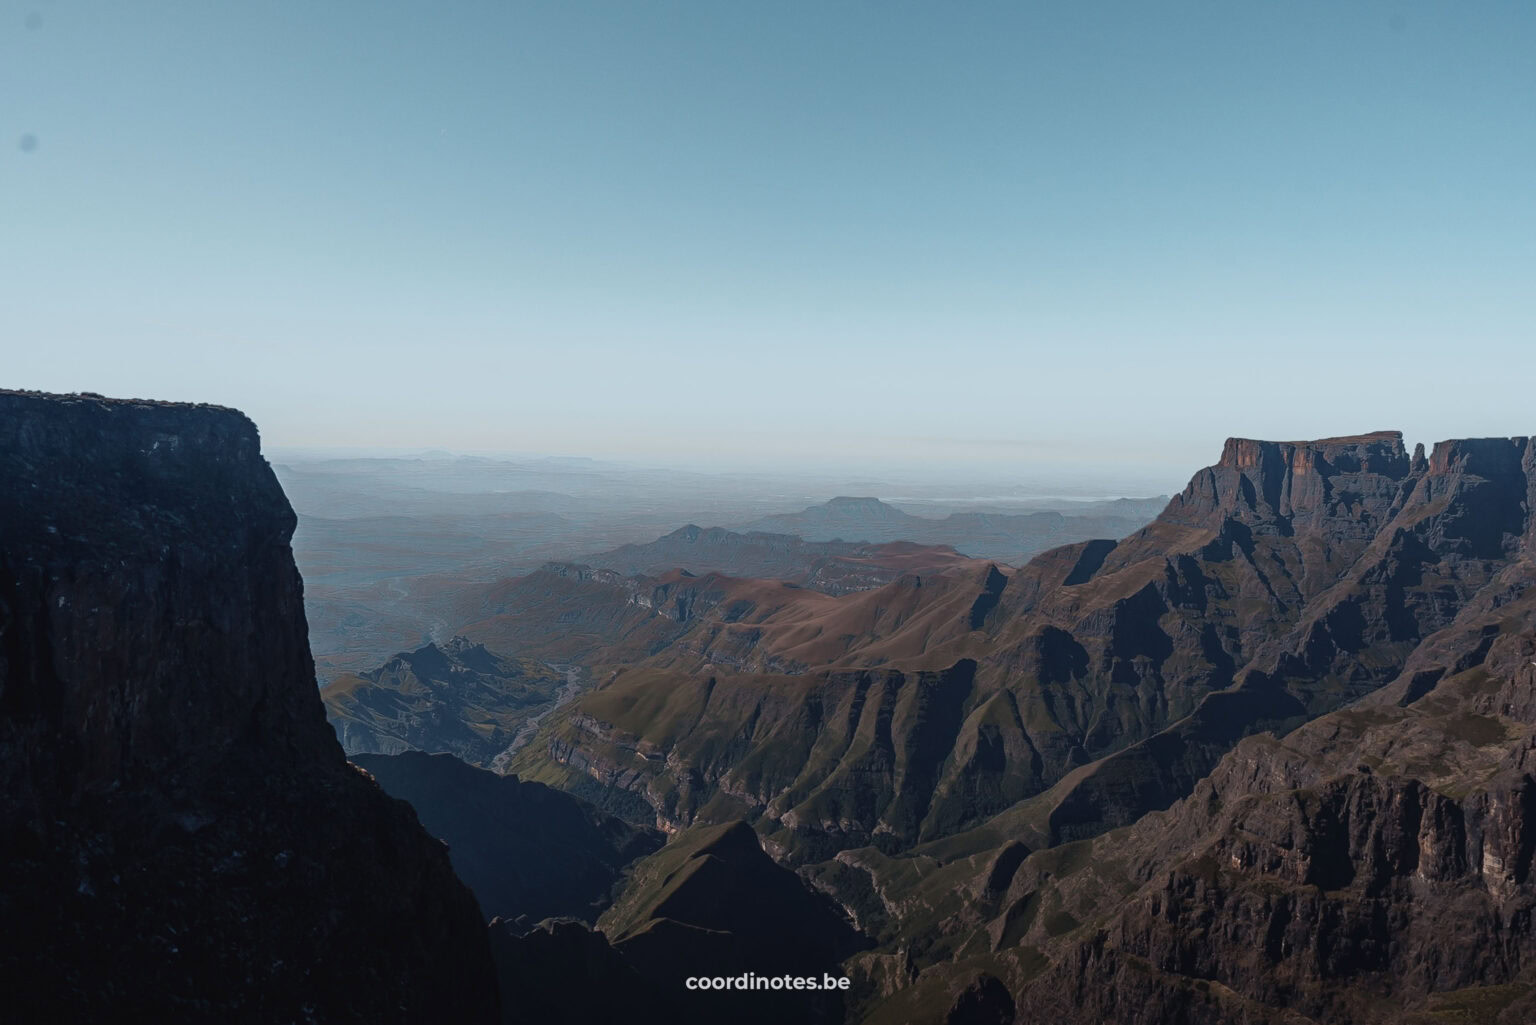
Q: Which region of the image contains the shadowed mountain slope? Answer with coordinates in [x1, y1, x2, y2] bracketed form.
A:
[599, 819, 867, 973]
[490, 820, 867, 1024]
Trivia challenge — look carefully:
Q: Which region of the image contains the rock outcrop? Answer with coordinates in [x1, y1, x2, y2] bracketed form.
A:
[0, 391, 498, 1023]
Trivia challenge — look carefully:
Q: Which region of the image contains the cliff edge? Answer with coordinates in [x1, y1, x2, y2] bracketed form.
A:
[0, 390, 498, 1023]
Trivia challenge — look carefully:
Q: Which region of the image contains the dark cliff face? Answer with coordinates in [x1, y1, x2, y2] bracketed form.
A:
[1162, 432, 1414, 536]
[0, 391, 498, 1023]
[0, 391, 331, 792]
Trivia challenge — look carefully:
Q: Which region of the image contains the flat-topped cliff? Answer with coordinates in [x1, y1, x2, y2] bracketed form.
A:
[0, 390, 498, 1023]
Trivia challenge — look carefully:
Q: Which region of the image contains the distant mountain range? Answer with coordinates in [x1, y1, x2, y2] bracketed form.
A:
[582, 523, 979, 594]
[282, 460, 1165, 679]
[732, 494, 1165, 562]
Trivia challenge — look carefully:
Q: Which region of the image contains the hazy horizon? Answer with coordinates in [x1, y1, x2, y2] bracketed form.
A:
[262, 422, 1506, 489]
[268, 442, 1185, 505]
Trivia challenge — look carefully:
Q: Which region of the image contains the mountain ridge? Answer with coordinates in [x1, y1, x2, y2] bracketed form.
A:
[507, 431, 1536, 875]
[734, 494, 1164, 563]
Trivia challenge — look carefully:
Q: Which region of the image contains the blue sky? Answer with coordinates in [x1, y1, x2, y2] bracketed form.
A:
[2, 1, 1532, 478]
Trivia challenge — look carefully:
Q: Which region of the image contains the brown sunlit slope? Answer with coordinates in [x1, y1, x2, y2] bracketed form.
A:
[453, 556, 997, 674]
[510, 433, 1536, 874]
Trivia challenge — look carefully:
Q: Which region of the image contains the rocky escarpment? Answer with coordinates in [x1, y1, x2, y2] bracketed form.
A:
[842, 440, 1536, 1023]
[926, 431, 1533, 851]
[1163, 432, 1414, 534]
[1017, 550, 1536, 1024]
[0, 391, 497, 1022]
